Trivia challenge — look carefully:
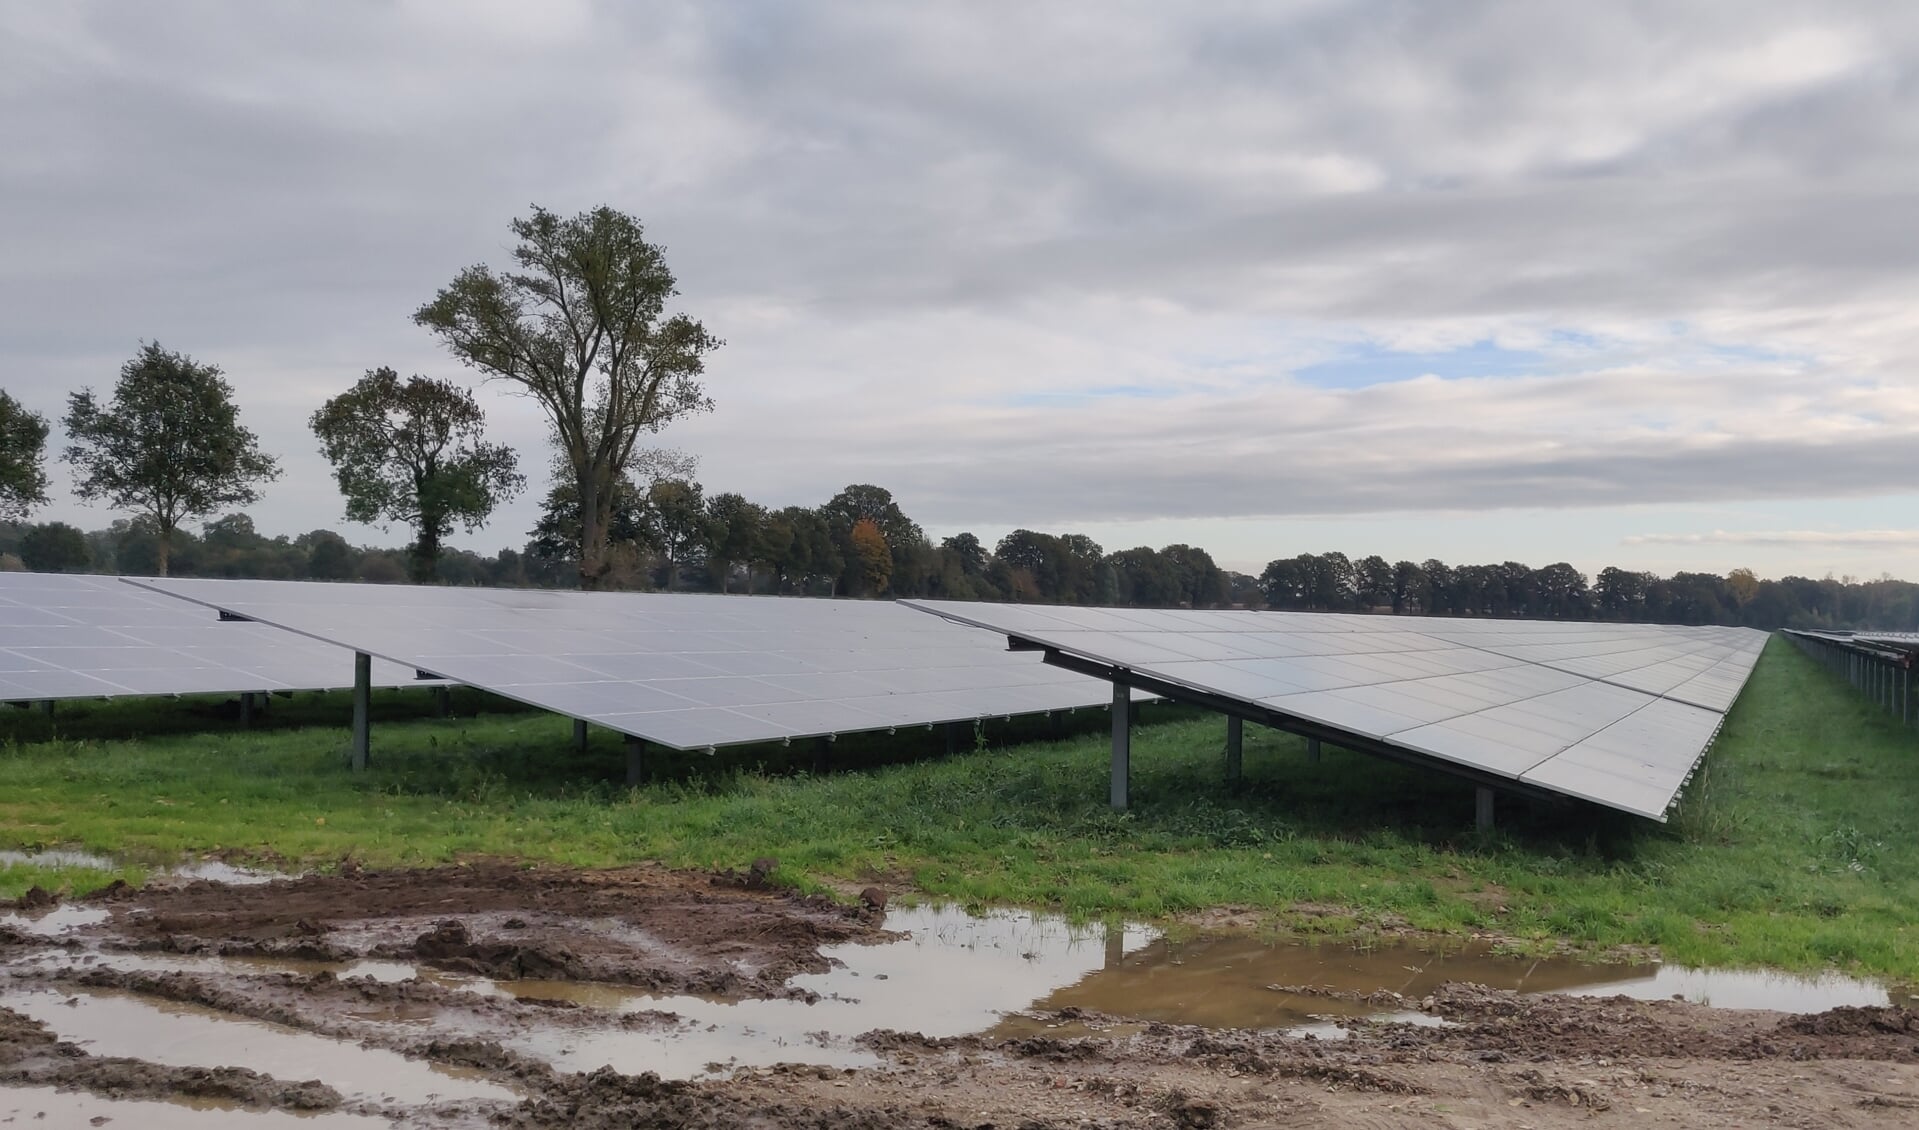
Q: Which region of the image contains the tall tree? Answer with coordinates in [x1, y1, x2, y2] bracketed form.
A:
[63, 343, 280, 576]
[415, 205, 719, 589]
[311, 367, 525, 583]
[0, 389, 49, 521]
[643, 478, 713, 590]
[849, 518, 892, 595]
[705, 491, 767, 593]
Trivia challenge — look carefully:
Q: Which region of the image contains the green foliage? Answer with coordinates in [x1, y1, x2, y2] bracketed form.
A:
[0, 388, 50, 521]
[3, 640, 1918, 977]
[415, 205, 720, 589]
[310, 367, 524, 582]
[18, 521, 90, 573]
[62, 343, 280, 575]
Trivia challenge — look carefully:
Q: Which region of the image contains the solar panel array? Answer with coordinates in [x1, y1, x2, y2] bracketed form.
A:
[0, 573, 429, 701]
[905, 601, 1770, 820]
[125, 578, 1133, 749]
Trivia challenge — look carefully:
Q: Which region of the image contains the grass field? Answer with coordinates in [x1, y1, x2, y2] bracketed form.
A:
[3, 635, 1917, 978]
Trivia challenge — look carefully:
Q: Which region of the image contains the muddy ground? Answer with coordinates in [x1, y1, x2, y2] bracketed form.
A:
[5, 864, 1919, 1128]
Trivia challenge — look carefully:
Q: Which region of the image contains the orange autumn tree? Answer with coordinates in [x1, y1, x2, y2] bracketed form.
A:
[850, 518, 892, 595]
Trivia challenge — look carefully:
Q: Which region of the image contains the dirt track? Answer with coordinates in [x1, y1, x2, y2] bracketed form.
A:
[6, 864, 1919, 1128]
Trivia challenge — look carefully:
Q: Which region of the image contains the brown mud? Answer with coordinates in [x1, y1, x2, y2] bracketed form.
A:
[4, 862, 1919, 1128]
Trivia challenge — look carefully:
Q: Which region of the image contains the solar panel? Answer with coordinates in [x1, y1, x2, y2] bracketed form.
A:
[0, 573, 432, 700]
[903, 600, 1769, 821]
[122, 578, 1135, 750]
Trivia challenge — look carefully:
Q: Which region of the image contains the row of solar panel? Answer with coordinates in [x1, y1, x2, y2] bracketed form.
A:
[2, 573, 1768, 821]
[904, 600, 1769, 821]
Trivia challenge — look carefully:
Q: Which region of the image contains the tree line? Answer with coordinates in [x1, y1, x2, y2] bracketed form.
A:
[2, 203, 1914, 632]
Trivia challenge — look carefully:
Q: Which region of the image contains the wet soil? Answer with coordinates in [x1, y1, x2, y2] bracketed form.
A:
[70, 859, 878, 997]
[5, 862, 1919, 1128]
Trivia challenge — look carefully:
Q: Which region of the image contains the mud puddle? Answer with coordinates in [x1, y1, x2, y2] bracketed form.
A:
[0, 1084, 389, 1129]
[10, 897, 1906, 1079]
[1010, 929, 1915, 1037]
[2, 985, 519, 1107]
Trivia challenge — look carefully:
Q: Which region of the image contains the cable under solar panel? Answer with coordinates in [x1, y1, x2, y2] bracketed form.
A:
[0, 573, 433, 700]
[903, 600, 1769, 821]
[123, 578, 1136, 749]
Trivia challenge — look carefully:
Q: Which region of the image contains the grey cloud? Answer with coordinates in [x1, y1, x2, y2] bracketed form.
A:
[4, 0, 1919, 555]
[1626, 530, 1919, 547]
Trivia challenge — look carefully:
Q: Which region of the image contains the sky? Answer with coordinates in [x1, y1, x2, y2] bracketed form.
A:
[3, 0, 1918, 581]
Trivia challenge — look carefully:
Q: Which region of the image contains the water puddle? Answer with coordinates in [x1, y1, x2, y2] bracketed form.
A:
[0, 904, 111, 936]
[0, 1085, 389, 1129]
[2, 986, 520, 1108]
[0, 848, 286, 886]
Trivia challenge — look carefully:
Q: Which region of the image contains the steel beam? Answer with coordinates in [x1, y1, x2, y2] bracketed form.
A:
[350, 651, 371, 772]
[1224, 715, 1243, 782]
[240, 692, 255, 728]
[1476, 786, 1495, 832]
[573, 718, 588, 751]
[625, 735, 646, 785]
[1306, 736, 1321, 764]
[1110, 679, 1131, 811]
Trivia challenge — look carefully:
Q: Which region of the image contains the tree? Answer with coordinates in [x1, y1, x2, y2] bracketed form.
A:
[415, 205, 720, 590]
[1161, 544, 1227, 608]
[1727, 567, 1760, 608]
[303, 530, 356, 580]
[311, 367, 524, 582]
[821, 484, 927, 595]
[942, 532, 988, 577]
[1355, 554, 1394, 610]
[63, 343, 280, 576]
[0, 389, 49, 521]
[705, 491, 767, 593]
[849, 518, 892, 595]
[18, 522, 90, 573]
[643, 478, 714, 589]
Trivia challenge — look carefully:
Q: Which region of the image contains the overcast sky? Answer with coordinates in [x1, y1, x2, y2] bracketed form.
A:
[4, 1, 1918, 580]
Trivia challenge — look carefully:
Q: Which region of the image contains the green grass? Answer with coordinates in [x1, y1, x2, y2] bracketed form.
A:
[4, 636, 1918, 978]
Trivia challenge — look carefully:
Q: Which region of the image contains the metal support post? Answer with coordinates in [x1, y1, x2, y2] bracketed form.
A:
[573, 718, 588, 751]
[1048, 711, 1064, 740]
[38, 700, 53, 718]
[1306, 736, 1321, 764]
[1103, 921, 1125, 970]
[943, 721, 960, 758]
[433, 685, 451, 718]
[350, 652, 371, 772]
[240, 692, 255, 728]
[814, 735, 833, 775]
[1475, 786, 1495, 832]
[625, 735, 646, 785]
[1224, 715, 1243, 783]
[1110, 680, 1131, 811]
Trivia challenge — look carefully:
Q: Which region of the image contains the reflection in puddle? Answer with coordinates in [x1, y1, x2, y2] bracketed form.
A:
[0, 1085, 389, 1129]
[486, 905, 1154, 1077]
[0, 848, 285, 885]
[0, 848, 120, 871]
[2, 987, 519, 1107]
[0, 903, 111, 936]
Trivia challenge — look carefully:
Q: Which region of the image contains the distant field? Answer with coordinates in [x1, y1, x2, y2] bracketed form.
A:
[3, 636, 1916, 978]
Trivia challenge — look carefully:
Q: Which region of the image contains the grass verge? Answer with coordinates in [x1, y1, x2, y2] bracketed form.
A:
[2, 636, 1916, 978]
